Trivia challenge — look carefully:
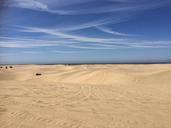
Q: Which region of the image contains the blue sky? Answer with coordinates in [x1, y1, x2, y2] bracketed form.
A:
[0, 0, 171, 64]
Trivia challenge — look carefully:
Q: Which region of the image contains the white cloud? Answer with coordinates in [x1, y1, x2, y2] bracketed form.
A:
[6, 0, 171, 15]
[6, 0, 96, 14]
[18, 26, 130, 44]
[7, 0, 49, 11]
[41, 0, 94, 8]
[96, 26, 135, 36]
[9, 26, 170, 49]
[1, 32, 171, 50]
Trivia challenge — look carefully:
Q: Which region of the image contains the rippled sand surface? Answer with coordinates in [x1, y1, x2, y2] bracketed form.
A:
[0, 64, 171, 128]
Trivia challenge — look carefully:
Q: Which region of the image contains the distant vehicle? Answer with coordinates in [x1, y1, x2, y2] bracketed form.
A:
[36, 73, 42, 76]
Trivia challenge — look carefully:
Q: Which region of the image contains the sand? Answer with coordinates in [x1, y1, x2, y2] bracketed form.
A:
[0, 64, 171, 128]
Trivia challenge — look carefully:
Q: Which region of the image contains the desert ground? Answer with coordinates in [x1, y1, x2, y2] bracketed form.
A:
[0, 64, 171, 128]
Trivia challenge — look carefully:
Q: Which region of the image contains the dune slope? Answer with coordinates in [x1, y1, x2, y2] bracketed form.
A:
[0, 64, 171, 128]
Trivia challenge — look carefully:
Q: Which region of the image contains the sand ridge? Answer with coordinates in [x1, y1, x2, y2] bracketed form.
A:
[0, 64, 171, 128]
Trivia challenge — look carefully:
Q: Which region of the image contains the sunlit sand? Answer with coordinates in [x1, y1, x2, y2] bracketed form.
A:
[0, 64, 171, 128]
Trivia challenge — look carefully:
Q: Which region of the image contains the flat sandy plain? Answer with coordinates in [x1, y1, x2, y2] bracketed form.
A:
[0, 64, 171, 128]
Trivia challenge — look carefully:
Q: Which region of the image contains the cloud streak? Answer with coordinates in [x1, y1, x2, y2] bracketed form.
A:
[96, 26, 135, 36]
[18, 26, 129, 44]
[5, 0, 171, 15]
[0, 25, 169, 50]
[1, 31, 171, 50]
[6, 0, 49, 11]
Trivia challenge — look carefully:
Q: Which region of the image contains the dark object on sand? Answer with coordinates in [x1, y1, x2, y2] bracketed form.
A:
[36, 73, 42, 76]
[5, 66, 8, 69]
[9, 66, 13, 68]
[0, 66, 2, 68]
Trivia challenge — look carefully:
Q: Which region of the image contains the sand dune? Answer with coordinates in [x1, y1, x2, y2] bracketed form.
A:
[0, 64, 171, 128]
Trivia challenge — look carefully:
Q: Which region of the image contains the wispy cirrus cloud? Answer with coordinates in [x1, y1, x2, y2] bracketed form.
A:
[6, 0, 49, 11]
[17, 26, 128, 44]
[5, 0, 95, 14]
[8, 25, 171, 49]
[96, 26, 135, 36]
[5, 0, 171, 15]
[55, 17, 128, 32]
[1, 36, 171, 49]
[51, 1, 170, 15]
[1, 25, 171, 50]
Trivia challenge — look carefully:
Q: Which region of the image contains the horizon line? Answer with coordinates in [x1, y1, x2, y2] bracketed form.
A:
[1, 61, 171, 65]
